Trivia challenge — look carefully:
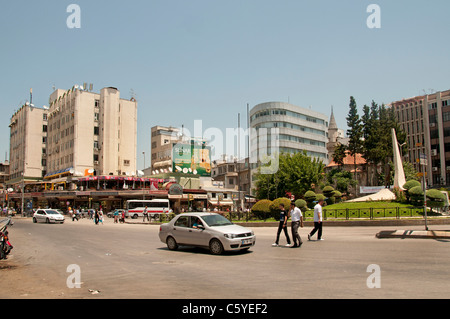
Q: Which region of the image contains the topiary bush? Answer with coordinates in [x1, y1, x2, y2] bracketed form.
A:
[251, 199, 273, 220]
[304, 191, 317, 209]
[270, 197, 292, 219]
[409, 185, 424, 206]
[426, 189, 446, 208]
[403, 180, 422, 203]
[294, 199, 307, 212]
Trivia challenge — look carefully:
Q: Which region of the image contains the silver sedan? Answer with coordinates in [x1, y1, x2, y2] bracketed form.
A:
[159, 213, 255, 255]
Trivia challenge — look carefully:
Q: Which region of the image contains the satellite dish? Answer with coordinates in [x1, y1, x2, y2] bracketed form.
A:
[43, 105, 49, 110]
[137, 170, 144, 176]
[88, 169, 94, 174]
[69, 168, 75, 174]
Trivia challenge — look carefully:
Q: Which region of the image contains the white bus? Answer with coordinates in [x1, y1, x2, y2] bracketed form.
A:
[126, 199, 170, 219]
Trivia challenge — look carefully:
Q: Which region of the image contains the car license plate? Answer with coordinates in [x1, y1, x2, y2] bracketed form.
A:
[241, 239, 252, 245]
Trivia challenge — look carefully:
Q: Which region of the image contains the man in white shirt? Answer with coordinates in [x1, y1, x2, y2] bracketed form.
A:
[308, 199, 324, 241]
[289, 202, 304, 248]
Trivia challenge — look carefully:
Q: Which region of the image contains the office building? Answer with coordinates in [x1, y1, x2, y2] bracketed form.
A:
[390, 89, 450, 187]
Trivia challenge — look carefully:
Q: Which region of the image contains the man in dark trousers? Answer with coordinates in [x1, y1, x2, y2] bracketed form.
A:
[272, 203, 291, 247]
[308, 199, 324, 241]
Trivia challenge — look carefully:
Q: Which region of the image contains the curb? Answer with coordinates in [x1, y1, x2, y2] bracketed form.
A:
[125, 218, 450, 227]
[376, 230, 450, 239]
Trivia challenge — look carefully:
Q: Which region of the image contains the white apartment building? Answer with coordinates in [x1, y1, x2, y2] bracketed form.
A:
[8, 103, 48, 185]
[45, 86, 137, 179]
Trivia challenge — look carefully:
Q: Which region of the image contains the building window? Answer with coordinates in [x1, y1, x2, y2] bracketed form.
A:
[124, 160, 130, 166]
[94, 126, 99, 135]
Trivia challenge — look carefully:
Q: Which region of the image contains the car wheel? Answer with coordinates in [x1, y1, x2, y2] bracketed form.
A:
[166, 236, 178, 251]
[209, 239, 224, 255]
[32, 217, 37, 223]
[46, 218, 50, 224]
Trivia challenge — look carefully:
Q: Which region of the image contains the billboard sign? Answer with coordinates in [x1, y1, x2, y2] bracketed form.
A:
[172, 143, 212, 177]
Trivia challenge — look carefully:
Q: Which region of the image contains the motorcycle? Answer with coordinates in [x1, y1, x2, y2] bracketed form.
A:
[0, 218, 14, 260]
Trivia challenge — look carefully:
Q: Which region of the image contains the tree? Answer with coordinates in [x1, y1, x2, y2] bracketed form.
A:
[346, 96, 363, 181]
[254, 151, 325, 200]
[332, 143, 347, 170]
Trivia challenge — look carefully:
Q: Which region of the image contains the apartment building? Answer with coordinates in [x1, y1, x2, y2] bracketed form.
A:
[151, 126, 181, 173]
[390, 89, 450, 187]
[8, 103, 48, 186]
[45, 86, 137, 179]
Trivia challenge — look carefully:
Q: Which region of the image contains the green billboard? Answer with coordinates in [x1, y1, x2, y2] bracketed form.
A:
[172, 143, 212, 177]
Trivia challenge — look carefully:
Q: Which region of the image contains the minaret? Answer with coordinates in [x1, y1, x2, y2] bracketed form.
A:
[327, 106, 339, 158]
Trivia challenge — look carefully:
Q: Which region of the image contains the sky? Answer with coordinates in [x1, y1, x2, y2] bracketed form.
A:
[1, 0, 449, 169]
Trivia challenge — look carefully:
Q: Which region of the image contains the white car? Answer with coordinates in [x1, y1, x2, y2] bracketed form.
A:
[33, 209, 65, 224]
[159, 212, 255, 255]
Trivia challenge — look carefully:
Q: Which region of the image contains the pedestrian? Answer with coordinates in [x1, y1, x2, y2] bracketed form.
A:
[99, 208, 104, 225]
[308, 199, 324, 241]
[120, 211, 125, 223]
[113, 209, 119, 223]
[143, 206, 149, 222]
[94, 209, 99, 225]
[290, 201, 304, 248]
[272, 203, 291, 247]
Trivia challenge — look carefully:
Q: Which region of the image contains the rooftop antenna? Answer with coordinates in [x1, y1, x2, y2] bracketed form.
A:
[89, 83, 93, 92]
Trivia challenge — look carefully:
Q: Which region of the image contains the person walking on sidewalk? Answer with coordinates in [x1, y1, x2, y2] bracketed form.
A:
[143, 206, 149, 222]
[272, 203, 291, 247]
[290, 202, 304, 248]
[308, 199, 324, 241]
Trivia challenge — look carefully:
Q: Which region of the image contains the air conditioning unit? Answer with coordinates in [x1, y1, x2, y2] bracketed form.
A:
[94, 161, 99, 165]
[432, 167, 438, 172]
[431, 149, 437, 156]
[430, 123, 436, 127]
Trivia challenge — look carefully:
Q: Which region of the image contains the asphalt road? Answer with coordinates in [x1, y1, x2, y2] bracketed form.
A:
[1, 216, 450, 299]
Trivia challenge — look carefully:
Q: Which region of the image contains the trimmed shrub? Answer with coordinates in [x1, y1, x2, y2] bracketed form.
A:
[251, 199, 273, 220]
[409, 186, 424, 206]
[403, 180, 422, 203]
[294, 199, 307, 212]
[426, 189, 446, 208]
[270, 197, 292, 219]
[304, 191, 317, 209]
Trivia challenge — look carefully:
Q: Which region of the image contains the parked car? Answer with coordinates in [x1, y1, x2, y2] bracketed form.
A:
[159, 212, 255, 255]
[32, 209, 65, 224]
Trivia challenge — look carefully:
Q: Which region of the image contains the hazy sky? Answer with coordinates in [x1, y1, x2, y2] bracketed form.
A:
[1, 0, 449, 169]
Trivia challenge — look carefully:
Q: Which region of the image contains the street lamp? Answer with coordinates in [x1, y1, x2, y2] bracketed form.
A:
[142, 151, 146, 170]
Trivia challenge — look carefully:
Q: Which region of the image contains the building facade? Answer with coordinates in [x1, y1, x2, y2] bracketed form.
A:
[45, 86, 137, 179]
[151, 126, 181, 173]
[249, 102, 329, 193]
[390, 89, 450, 187]
[8, 103, 48, 186]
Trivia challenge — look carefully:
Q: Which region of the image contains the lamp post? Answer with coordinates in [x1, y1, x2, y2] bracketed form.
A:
[142, 151, 146, 170]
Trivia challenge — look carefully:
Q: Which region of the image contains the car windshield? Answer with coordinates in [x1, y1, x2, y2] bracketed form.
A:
[46, 210, 59, 215]
[201, 214, 233, 227]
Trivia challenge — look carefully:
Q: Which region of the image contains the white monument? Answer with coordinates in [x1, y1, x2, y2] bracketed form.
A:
[392, 128, 406, 190]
